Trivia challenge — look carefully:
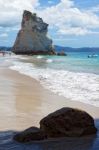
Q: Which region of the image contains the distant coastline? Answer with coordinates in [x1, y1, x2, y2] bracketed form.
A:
[1, 46, 99, 53]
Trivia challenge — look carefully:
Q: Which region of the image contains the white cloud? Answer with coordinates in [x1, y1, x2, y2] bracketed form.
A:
[37, 0, 99, 35]
[0, 0, 39, 27]
[89, 5, 99, 13]
[0, 33, 8, 38]
[0, 0, 99, 36]
[54, 38, 77, 41]
[58, 27, 88, 36]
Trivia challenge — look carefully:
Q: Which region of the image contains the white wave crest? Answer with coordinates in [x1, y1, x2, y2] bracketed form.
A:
[10, 61, 99, 107]
[46, 59, 53, 63]
[36, 56, 44, 59]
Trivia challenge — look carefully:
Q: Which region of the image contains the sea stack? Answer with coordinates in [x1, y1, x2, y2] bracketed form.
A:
[12, 10, 55, 55]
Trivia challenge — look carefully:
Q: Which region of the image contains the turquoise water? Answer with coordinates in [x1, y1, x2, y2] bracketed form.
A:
[0, 54, 99, 149]
[34, 52, 99, 74]
[10, 52, 99, 107]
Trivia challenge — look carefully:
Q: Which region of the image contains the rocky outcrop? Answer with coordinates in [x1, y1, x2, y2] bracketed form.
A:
[13, 107, 97, 143]
[13, 127, 46, 143]
[12, 10, 55, 55]
[40, 107, 97, 138]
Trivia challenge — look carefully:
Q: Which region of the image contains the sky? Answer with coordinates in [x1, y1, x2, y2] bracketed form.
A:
[0, 0, 99, 47]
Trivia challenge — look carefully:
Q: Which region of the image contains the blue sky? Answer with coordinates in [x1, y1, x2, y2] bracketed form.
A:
[0, 0, 99, 47]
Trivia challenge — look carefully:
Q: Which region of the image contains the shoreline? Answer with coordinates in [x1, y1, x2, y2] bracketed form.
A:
[0, 61, 99, 150]
[0, 66, 99, 131]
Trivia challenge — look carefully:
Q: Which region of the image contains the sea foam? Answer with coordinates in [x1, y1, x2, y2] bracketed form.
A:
[46, 59, 53, 63]
[10, 60, 99, 107]
[36, 55, 44, 59]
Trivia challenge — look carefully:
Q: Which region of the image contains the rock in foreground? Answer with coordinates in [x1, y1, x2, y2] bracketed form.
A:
[13, 127, 46, 143]
[40, 107, 97, 138]
[12, 10, 55, 55]
[13, 108, 97, 143]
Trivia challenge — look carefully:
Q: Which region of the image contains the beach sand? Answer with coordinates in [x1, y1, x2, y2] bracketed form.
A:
[0, 61, 99, 149]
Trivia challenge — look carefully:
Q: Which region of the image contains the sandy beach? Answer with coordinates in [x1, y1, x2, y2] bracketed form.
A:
[0, 67, 99, 130]
[0, 57, 99, 149]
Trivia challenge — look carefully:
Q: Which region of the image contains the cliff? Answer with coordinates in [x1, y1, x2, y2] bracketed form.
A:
[12, 10, 55, 55]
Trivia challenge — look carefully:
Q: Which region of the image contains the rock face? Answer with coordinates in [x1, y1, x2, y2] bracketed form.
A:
[13, 107, 97, 143]
[13, 127, 46, 143]
[12, 10, 55, 55]
[40, 107, 97, 138]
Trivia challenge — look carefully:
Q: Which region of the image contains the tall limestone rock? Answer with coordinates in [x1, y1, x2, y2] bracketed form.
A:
[12, 10, 55, 55]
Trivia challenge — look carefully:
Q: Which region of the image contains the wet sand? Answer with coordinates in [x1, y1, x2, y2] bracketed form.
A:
[0, 67, 99, 130]
[0, 63, 99, 149]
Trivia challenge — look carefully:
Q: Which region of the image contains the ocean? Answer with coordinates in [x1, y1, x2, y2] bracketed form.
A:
[8, 52, 99, 107]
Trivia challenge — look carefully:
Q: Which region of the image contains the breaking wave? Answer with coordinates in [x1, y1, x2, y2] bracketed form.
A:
[10, 61, 99, 107]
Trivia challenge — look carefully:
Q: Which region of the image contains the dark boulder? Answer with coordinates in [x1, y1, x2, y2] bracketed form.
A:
[13, 126, 46, 143]
[40, 107, 97, 138]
